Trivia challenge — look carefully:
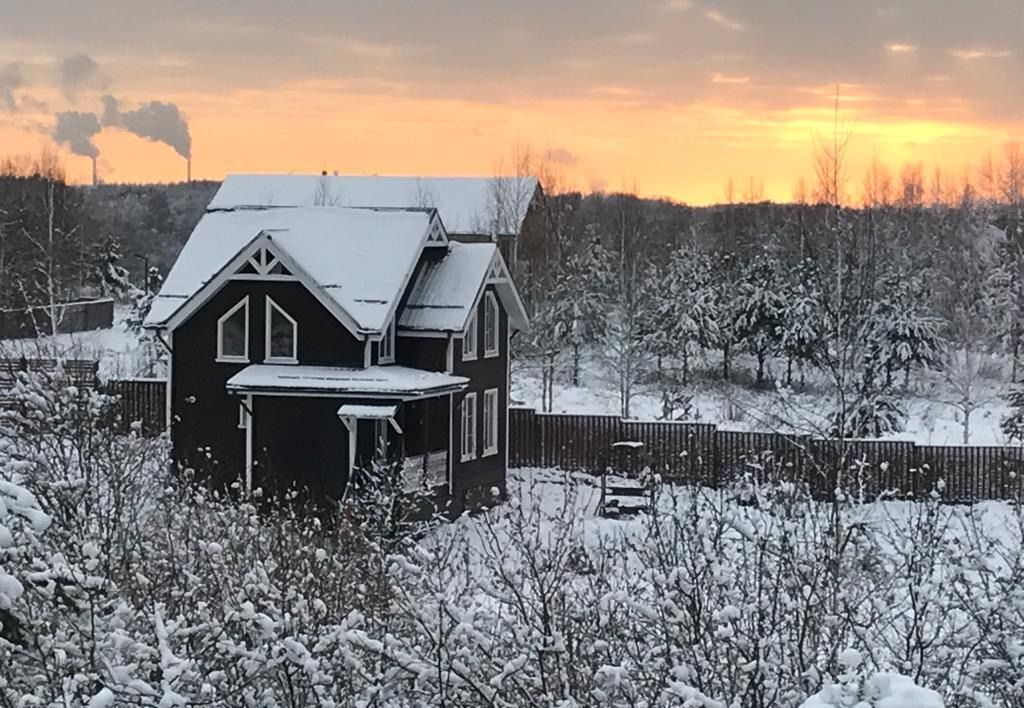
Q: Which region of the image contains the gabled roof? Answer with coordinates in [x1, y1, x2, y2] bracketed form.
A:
[399, 241, 528, 333]
[209, 174, 539, 237]
[144, 206, 435, 334]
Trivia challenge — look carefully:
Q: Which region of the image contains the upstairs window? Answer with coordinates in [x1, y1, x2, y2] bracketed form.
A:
[484, 291, 499, 357]
[379, 318, 395, 364]
[265, 296, 297, 363]
[217, 297, 249, 363]
[462, 309, 478, 361]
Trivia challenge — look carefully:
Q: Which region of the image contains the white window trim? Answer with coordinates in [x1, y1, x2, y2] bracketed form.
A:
[462, 309, 478, 361]
[483, 388, 499, 457]
[216, 296, 249, 363]
[379, 318, 396, 364]
[460, 392, 477, 462]
[483, 291, 500, 358]
[264, 296, 298, 364]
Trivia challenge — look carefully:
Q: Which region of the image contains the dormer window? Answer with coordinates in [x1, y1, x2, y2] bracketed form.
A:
[484, 291, 499, 357]
[265, 296, 297, 363]
[462, 309, 478, 361]
[217, 297, 249, 363]
[379, 318, 395, 364]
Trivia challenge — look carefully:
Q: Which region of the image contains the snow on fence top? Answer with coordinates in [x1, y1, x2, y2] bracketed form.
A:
[209, 174, 538, 237]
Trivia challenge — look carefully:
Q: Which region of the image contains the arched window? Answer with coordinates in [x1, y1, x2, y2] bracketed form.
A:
[462, 309, 478, 361]
[265, 296, 297, 363]
[483, 291, 500, 357]
[217, 297, 249, 363]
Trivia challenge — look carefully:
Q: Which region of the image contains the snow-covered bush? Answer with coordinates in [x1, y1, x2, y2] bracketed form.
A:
[6, 372, 1024, 706]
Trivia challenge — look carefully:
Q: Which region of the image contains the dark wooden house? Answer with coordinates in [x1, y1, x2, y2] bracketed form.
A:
[145, 175, 529, 512]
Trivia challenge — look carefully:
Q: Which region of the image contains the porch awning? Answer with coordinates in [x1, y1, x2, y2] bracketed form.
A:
[226, 364, 468, 397]
[337, 403, 398, 419]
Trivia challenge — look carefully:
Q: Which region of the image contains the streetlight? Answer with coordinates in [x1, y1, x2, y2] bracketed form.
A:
[131, 254, 150, 294]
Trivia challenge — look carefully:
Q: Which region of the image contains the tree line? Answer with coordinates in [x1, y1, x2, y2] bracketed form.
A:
[512, 144, 1024, 442]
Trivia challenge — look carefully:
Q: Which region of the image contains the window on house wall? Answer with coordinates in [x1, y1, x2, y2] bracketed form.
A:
[265, 296, 297, 363]
[379, 318, 395, 364]
[460, 392, 477, 461]
[217, 297, 249, 362]
[483, 388, 499, 456]
[484, 291, 499, 357]
[462, 309, 478, 361]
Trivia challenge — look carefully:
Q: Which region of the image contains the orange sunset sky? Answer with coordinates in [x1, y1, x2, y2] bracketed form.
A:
[1, 0, 1021, 205]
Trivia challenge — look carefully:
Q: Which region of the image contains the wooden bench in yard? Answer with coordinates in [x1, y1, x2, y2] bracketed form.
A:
[0, 358, 100, 405]
[599, 441, 657, 518]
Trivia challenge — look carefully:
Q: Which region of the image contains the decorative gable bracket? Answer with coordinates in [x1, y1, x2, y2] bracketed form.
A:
[233, 244, 295, 280]
[424, 211, 449, 247]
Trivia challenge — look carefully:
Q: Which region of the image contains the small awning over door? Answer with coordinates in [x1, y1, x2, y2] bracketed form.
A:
[336, 404, 398, 420]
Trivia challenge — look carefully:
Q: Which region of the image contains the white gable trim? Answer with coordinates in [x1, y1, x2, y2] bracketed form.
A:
[161, 232, 366, 338]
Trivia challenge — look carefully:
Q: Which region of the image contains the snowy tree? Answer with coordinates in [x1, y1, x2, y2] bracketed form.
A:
[868, 276, 943, 389]
[780, 260, 825, 386]
[733, 255, 786, 385]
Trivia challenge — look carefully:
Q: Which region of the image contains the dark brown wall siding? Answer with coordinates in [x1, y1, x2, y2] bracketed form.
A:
[451, 284, 508, 493]
[397, 336, 447, 371]
[252, 395, 350, 501]
[172, 279, 364, 485]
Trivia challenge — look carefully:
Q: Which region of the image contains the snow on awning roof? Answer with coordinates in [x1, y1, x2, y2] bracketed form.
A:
[336, 404, 398, 419]
[209, 174, 538, 237]
[226, 364, 468, 397]
[144, 206, 432, 333]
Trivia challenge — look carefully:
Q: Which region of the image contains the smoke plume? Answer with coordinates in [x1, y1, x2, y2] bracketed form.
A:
[0, 63, 23, 112]
[59, 53, 102, 99]
[101, 94, 191, 159]
[53, 111, 101, 158]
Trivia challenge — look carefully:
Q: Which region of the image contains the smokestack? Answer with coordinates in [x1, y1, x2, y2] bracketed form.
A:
[187, 157, 191, 183]
[91, 156, 97, 186]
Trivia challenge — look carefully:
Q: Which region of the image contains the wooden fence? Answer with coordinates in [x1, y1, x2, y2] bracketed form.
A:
[100, 384, 1024, 501]
[509, 407, 1024, 501]
[0, 298, 114, 340]
[104, 378, 165, 437]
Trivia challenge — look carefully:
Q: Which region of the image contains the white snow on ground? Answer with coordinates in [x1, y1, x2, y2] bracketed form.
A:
[512, 355, 1016, 446]
[800, 673, 945, 708]
[0, 307, 160, 379]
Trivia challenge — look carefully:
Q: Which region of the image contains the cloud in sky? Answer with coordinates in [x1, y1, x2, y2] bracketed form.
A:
[0, 62, 22, 111]
[950, 48, 1013, 60]
[703, 10, 745, 32]
[59, 53, 104, 99]
[0, 0, 1020, 200]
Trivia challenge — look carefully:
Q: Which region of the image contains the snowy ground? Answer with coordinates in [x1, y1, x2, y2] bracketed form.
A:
[0, 306, 162, 379]
[512, 355, 1015, 446]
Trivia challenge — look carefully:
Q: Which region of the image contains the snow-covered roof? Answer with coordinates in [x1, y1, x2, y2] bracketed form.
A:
[399, 242, 498, 332]
[336, 403, 398, 419]
[226, 364, 468, 397]
[145, 207, 433, 333]
[209, 174, 538, 236]
[398, 241, 529, 333]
